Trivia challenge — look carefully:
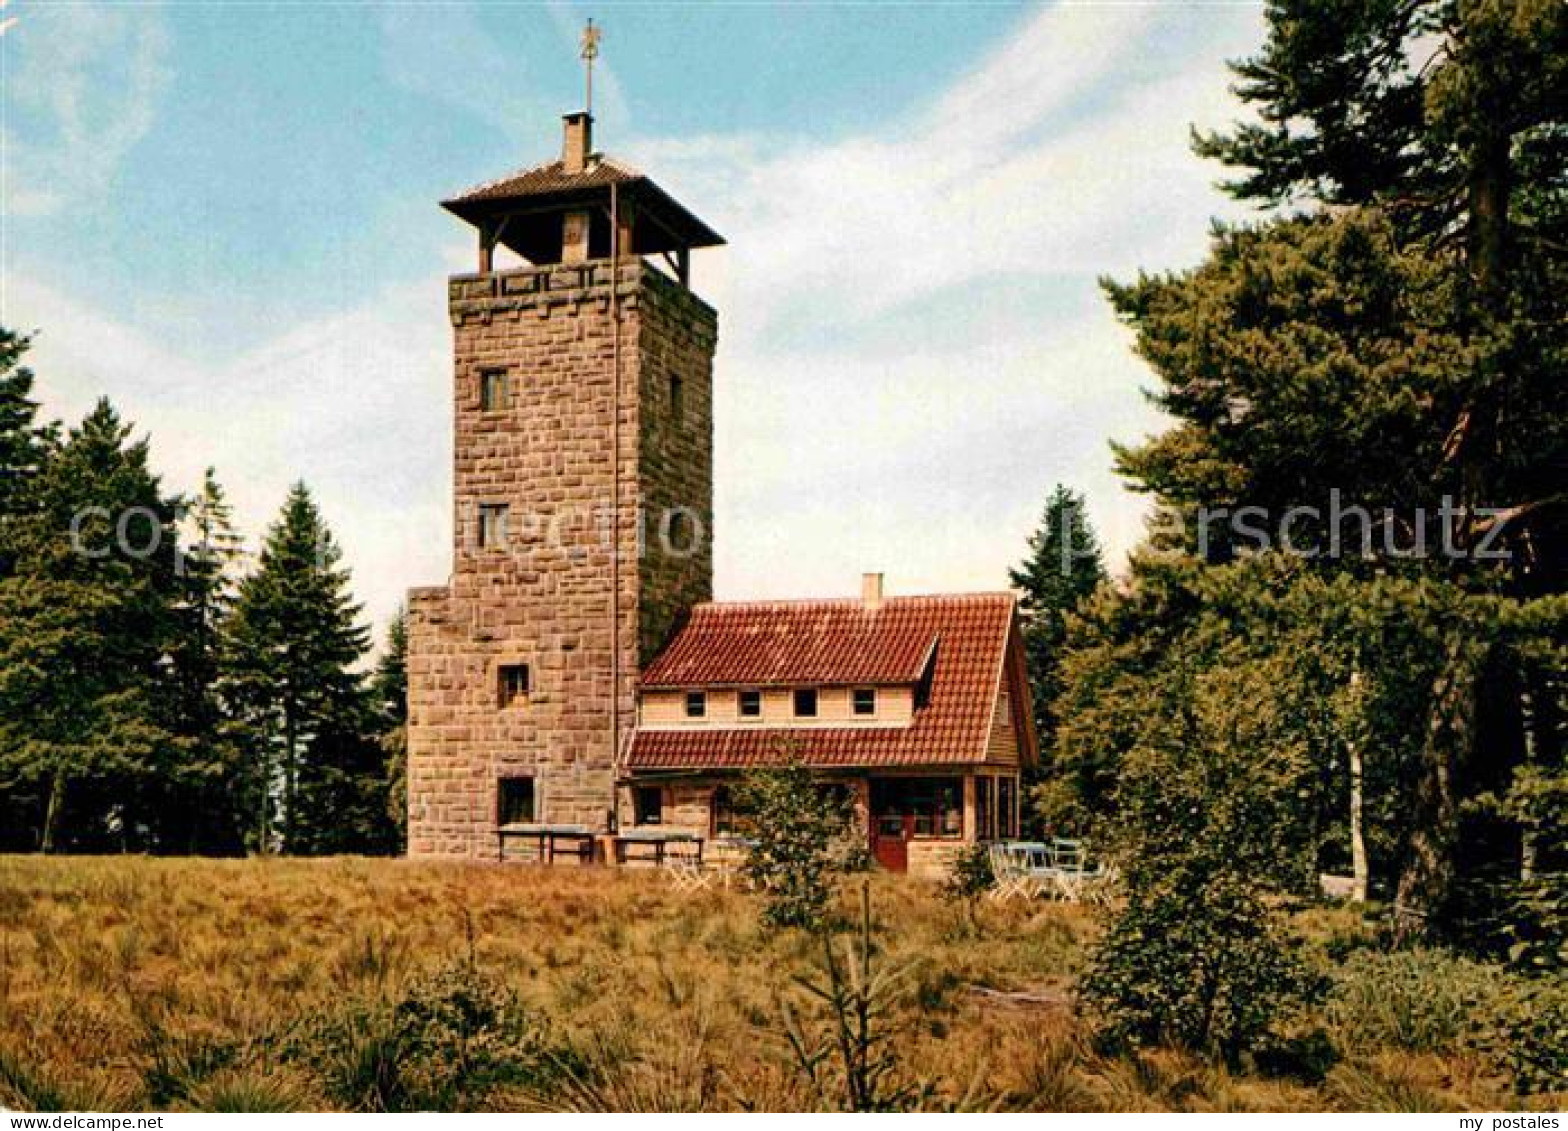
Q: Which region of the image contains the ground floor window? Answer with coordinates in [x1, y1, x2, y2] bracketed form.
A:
[497, 776, 535, 826]
[999, 776, 1017, 838]
[634, 785, 664, 826]
[710, 785, 752, 837]
[870, 777, 962, 839]
[976, 776, 994, 840]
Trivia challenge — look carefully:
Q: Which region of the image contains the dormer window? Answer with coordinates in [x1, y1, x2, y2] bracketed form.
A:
[853, 688, 877, 716]
[685, 690, 707, 719]
[793, 689, 818, 718]
[738, 689, 762, 718]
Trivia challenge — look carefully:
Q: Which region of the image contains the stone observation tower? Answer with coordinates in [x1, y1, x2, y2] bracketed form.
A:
[405, 102, 724, 856]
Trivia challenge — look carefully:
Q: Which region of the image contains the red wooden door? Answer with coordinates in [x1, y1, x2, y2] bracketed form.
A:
[871, 812, 910, 873]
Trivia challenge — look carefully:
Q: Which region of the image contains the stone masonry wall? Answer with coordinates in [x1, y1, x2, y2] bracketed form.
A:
[407, 260, 716, 858]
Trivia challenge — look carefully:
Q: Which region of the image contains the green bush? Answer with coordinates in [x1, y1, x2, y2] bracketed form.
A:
[1081, 872, 1320, 1063]
[1324, 948, 1494, 1055]
[735, 758, 860, 931]
[1326, 947, 1568, 1095]
[295, 957, 552, 1111]
[1473, 976, 1568, 1097]
[940, 842, 994, 905]
[1502, 871, 1568, 974]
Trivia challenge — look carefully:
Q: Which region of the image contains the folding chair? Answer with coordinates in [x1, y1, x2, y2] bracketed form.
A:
[667, 857, 713, 894]
[987, 842, 1032, 902]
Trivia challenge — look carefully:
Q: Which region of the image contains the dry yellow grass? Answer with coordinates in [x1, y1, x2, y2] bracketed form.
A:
[0, 856, 1530, 1112]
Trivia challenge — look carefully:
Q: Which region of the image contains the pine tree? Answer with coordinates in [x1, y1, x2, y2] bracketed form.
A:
[1193, 0, 1568, 579]
[373, 607, 408, 726]
[224, 483, 391, 854]
[164, 468, 248, 852]
[0, 329, 54, 843]
[0, 399, 183, 852]
[1010, 486, 1106, 734]
[373, 607, 409, 851]
[1009, 486, 1105, 835]
[0, 328, 56, 577]
[1112, 2, 1568, 939]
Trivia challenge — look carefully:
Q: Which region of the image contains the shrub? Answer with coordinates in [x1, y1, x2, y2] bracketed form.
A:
[187, 1070, 311, 1112]
[939, 842, 994, 936]
[1501, 871, 1568, 975]
[1472, 975, 1568, 1097]
[1081, 872, 1320, 1063]
[940, 842, 994, 904]
[296, 956, 551, 1111]
[779, 884, 920, 1111]
[1326, 946, 1568, 1095]
[1324, 949, 1495, 1054]
[735, 758, 860, 931]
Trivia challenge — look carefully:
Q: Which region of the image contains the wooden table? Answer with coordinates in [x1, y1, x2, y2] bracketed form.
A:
[612, 829, 704, 867]
[498, 823, 596, 864]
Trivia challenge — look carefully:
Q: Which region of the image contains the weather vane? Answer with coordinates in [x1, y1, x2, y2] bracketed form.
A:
[580, 18, 602, 116]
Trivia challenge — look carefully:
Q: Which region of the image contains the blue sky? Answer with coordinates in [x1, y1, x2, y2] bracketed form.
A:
[3, 0, 1266, 641]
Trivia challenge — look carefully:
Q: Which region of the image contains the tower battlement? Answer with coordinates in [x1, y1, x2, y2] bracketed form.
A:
[447, 260, 716, 343]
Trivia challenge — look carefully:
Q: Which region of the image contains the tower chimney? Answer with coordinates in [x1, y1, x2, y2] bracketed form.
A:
[562, 112, 593, 174]
[861, 572, 885, 612]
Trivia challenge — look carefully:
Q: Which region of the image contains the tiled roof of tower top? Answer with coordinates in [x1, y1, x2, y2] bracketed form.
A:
[444, 154, 642, 204]
[441, 153, 725, 254]
[628, 593, 1029, 771]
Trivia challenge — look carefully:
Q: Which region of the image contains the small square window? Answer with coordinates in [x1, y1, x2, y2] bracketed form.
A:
[738, 689, 762, 718]
[634, 786, 663, 826]
[478, 503, 509, 549]
[498, 776, 535, 826]
[685, 690, 706, 719]
[853, 688, 876, 716]
[480, 369, 510, 411]
[498, 663, 530, 706]
[793, 688, 818, 718]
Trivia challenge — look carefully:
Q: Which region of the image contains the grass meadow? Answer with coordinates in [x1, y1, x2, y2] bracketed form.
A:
[0, 856, 1552, 1112]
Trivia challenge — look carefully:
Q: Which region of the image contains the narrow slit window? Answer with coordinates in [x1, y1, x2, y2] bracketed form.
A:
[669, 374, 685, 423]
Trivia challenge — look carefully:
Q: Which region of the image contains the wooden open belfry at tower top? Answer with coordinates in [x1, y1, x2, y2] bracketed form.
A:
[441, 22, 725, 286]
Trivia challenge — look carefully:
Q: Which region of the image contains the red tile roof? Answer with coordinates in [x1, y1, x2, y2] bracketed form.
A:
[445, 156, 641, 203]
[442, 155, 725, 253]
[627, 593, 1027, 772]
[640, 597, 956, 688]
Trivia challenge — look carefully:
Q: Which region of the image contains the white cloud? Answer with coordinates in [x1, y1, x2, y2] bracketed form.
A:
[3, 3, 172, 216]
[3, 1, 1267, 635]
[627, 2, 1263, 598]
